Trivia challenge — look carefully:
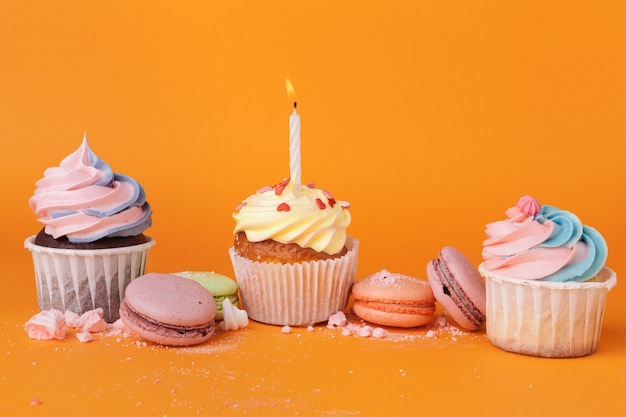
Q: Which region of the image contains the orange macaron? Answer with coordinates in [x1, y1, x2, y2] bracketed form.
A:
[351, 270, 436, 327]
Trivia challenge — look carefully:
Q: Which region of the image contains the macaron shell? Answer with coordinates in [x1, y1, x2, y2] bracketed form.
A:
[353, 302, 435, 328]
[351, 271, 436, 327]
[172, 271, 239, 321]
[123, 273, 216, 327]
[172, 271, 238, 297]
[352, 272, 436, 305]
[120, 299, 215, 346]
[426, 247, 486, 331]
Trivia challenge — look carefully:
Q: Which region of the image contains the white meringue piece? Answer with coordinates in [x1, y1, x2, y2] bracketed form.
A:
[220, 298, 249, 331]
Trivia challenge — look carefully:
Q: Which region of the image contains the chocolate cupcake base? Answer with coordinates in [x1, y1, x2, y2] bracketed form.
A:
[25, 235, 155, 322]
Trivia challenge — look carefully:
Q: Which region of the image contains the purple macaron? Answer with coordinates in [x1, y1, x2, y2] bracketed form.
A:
[426, 246, 486, 331]
[120, 273, 216, 346]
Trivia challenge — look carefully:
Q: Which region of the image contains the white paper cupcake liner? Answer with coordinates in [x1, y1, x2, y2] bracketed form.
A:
[229, 237, 359, 326]
[480, 263, 616, 358]
[25, 236, 155, 322]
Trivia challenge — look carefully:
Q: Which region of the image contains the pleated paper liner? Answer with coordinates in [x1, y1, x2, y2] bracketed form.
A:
[480, 264, 616, 358]
[25, 236, 155, 322]
[230, 237, 359, 326]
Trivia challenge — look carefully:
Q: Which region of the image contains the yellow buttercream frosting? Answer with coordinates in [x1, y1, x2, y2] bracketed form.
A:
[233, 178, 351, 255]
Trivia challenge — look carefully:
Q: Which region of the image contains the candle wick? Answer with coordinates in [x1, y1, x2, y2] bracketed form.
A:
[293, 101, 297, 109]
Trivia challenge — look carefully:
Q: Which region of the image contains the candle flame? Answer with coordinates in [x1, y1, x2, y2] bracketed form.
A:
[286, 77, 297, 104]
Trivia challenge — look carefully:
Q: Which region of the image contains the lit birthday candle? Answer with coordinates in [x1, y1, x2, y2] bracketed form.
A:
[286, 78, 301, 188]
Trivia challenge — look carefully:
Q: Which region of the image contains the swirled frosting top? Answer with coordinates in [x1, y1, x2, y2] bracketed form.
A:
[233, 178, 351, 255]
[29, 137, 152, 243]
[482, 196, 607, 282]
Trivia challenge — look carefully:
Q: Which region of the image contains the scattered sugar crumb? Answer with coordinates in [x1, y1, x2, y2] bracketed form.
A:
[307, 326, 314, 332]
[357, 326, 374, 337]
[324, 312, 471, 342]
[365, 269, 410, 286]
[281, 326, 292, 334]
[372, 327, 389, 339]
[105, 319, 135, 338]
[30, 397, 41, 406]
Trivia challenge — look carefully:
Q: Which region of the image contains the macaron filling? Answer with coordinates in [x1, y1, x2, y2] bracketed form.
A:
[120, 299, 215, 339]
[433, 258, 485, 328]
[354, 300, 434, 313]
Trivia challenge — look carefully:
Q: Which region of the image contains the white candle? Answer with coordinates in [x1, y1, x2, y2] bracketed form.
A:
[289, 103, 302, 187]
[286, 78, 301, 188]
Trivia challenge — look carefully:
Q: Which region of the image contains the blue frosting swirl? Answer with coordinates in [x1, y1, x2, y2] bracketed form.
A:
[535, 205, 607, 282]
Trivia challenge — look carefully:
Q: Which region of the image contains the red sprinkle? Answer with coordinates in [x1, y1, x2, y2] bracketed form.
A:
[328, 198, 336, 208]
[277, 202, 291, 212]
[316, 198, 326, 210]
[274, 178, 290, 195]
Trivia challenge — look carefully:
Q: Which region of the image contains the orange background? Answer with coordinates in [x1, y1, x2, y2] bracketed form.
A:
[1, 1, 625, 416]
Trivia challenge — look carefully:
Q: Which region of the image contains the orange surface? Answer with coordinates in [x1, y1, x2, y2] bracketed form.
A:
[1, 1, 625, 416]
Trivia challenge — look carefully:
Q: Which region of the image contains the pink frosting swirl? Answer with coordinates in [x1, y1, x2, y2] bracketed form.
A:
[482, 196, 607, 282]
[29, 137, 152, 243]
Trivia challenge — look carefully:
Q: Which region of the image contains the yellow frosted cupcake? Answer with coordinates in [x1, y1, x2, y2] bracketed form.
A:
[230, 177, 358, 326]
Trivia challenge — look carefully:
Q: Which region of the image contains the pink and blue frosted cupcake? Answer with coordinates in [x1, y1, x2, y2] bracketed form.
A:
[479, 196, 615, 357]
[25, 135, 155, 322]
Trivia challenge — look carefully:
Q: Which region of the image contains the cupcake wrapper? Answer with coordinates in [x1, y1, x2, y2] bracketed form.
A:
[25, 236, 155, 322]
[480, 264, 617, 358]
[229, 237, 359, 326]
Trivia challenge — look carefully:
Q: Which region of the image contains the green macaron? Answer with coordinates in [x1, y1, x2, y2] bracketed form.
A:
[172, 271, 239, 320]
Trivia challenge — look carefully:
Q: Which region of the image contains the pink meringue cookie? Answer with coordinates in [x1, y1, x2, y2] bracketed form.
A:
[76, 308, 107, 333]
[25, 309, 66, 340]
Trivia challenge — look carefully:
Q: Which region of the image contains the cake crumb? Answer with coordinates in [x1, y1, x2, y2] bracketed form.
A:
[281, 326, 292, 334]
